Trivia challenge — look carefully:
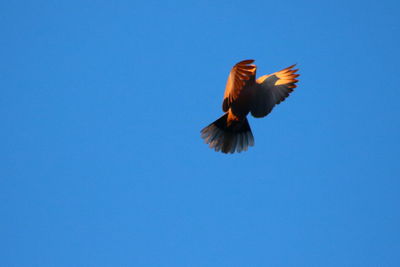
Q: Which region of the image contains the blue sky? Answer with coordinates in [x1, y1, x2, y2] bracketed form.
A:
[1, 0, 400, 266]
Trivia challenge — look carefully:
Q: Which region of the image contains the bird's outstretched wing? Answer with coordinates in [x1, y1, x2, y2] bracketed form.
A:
[250, 64, 299, 118]
[222, 59, 257, 112]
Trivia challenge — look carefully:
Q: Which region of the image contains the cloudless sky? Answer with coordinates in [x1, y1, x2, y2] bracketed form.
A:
[1, 0, 400, 266]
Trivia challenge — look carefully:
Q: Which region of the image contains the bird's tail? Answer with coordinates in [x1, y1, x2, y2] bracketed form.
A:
[200, 113, 254, 153]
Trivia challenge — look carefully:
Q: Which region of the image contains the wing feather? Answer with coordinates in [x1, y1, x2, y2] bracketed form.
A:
[250, 64, 300, 118]
[222, 59, 257, 112]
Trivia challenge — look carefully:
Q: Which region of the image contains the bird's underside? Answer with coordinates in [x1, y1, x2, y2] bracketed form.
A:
[201, 59, 300, 154]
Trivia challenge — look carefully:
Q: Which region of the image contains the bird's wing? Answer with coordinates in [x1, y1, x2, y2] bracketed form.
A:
[222, 59, 257, 112]
[250, 64, 299, 118]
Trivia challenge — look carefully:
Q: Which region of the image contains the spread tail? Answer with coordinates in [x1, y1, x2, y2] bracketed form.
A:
[200, 113, 254, 154]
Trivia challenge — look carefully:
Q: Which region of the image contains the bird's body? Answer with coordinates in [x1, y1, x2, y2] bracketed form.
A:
[201, 59, 300, 153]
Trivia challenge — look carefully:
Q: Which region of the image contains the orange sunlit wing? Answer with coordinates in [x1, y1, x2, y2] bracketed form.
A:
[251, 64, 300, 118]
[222, 59, 257, 112]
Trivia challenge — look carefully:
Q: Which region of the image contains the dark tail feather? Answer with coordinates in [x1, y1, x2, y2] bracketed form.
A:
[200, 113, 254, 154]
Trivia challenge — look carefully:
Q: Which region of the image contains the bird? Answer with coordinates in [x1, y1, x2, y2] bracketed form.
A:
[200, 59, 300, 154]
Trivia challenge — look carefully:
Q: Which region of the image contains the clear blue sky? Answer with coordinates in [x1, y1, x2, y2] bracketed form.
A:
[1, 0, 400, 266]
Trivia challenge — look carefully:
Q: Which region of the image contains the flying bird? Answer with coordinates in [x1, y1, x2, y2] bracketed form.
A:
[201, 59, 300, 153]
